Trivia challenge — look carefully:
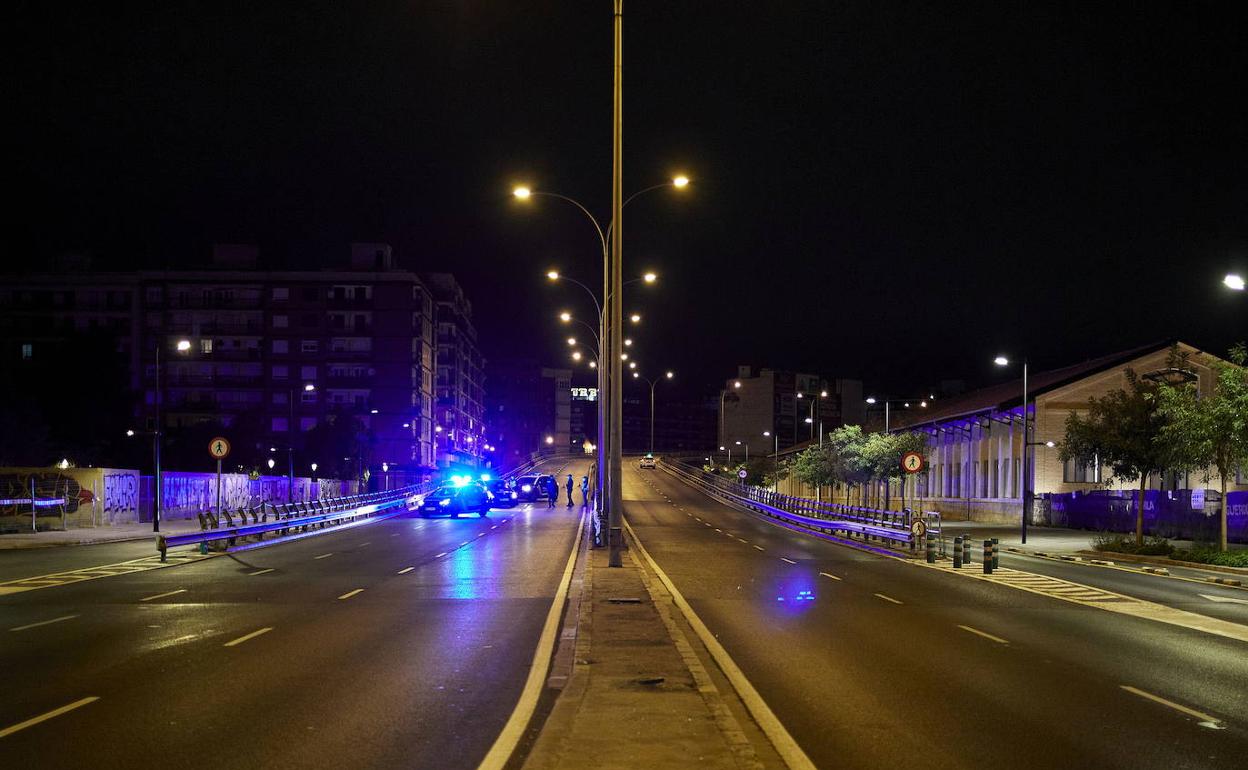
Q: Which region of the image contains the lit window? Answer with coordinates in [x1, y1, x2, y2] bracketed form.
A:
[300, 417, 317, 432]
[273, 315, 289, 329]
[273, 340, 288, 354]
[200, 339, 213, 354]
[301, 340, 319, 353]
[271, 417, 289, 432]
[301, 366, 317, 380]
[272, 365, 288, 379]
[21, 343, 33, 360]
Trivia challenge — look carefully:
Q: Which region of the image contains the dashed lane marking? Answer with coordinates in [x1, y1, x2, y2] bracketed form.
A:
[780, 558, 797, 565]
[248, 568, 275, 576]
[313, 553, 334, 560]
[140, 589, 187, 603]
[736, 538, 749, 544]
[397, 567, 415, 574]
[1120, 686, 1224, 729]
[223, 627, 273, 647]
[819, 572, 842, 581]
[874, 593, 903, 605]
[434, 552, 448, 559]
[10, 615, 79, 632]
[0, 552, 210, 596]
[958, 625, 1009, 644]
[338, 589, 364, 600]
[753, 545, 765, 551]
[0, 696, 99, 739]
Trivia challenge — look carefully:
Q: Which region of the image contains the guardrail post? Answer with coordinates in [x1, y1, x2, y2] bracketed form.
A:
[991, 538, 999, 570]
[925, 534, 935, 563]
[983, 539, 993, 574]
[953, 536, 963, 568]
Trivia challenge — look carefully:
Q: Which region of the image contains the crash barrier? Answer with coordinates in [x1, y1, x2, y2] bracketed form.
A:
[157, 483, 431, 562]
[660, 460, 938, 551]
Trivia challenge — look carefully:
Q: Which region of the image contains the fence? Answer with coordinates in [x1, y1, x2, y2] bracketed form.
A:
[1036, 489, 1247, 544]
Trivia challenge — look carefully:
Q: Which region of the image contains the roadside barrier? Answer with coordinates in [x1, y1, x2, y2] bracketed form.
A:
[962, 536, 971, 566]
[926, 536, 936, 563]
[983, 540, 993, 574]
[991, 538, 1000, 570]
[953, 536, 963, 568]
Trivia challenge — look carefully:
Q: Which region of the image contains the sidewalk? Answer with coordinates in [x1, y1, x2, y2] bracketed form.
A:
[524, 538, 776, 770]
[0, 518, 202, 550]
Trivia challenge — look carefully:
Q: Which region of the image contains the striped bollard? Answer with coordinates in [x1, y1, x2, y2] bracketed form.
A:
[962, 536, 971, 565]
[991, 538, 1000, 570]
[926, 534, 935, 563]
[953, 536, 962, 568]
[983, 540, 993, 574]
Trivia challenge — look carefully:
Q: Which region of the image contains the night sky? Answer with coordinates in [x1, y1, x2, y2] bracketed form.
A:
[13, 2, 1247, 399]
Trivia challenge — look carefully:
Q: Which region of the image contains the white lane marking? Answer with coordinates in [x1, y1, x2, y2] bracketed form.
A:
[753, 545, 765, 551]
[139, 589, 187, 602]
[460, 541, 470, 547]
[0, 696, 100, 738]
[479, 510, 586, 769]
[622, 517, 817, 770]
[10, 615, 79, 632]
[390, 533, 400, 537]
[397, 567, 415, 574]
[477, 533, 486, 538]
[874, 593, 903, 605]
[338, 589, 364, 600]
[736, 538, 749, 544]
[958, 625, 1009, 644]
[358, 542, 371, 547]
[819, 572, 841, 581]
[714, 528, 723, 532]
[491, 525, 498, 530]
[249, 568, 275, 576]
[313, 553, 334, 560]
[223, 627, 274, 647]
[1120, 686, 1224, 728]
[1198, 593, 1248, 605]
[434, 552, 448, 559]
[780, 558, 797, 565]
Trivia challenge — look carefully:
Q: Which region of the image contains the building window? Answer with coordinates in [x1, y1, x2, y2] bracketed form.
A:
[272, 365, 288, 379]
[271, 417, 289, 432]
[1063, 455, 1102, 483]
[272, 287, 289, 301]
[200, 339, 213, 354]
[300, 417, 317, 432]
[273, 315, 289, 329]
[21, 343, 32, 360]
[272, 391, 288, 404]
[301, 340, 319, 353]
[301, 390, 317, 404]
[273, 340, 288, 354]
[301, 365, 317, 380]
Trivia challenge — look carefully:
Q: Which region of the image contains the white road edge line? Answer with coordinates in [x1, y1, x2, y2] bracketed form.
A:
[957, 624, 1009, 644]
[477, 509, 586, 770]
[819, 572, 842, 581]
[249, 568, 275, 576]
[874, 593, 903, 605]
[1120, 685, 1223, 728]
[223, 627, 274, 647]
[139, 589, 187, 602]
[623, 516, 816, 770]
[780, 557, 797, 565]
[0, 696, 100, 738]
[313, 553, 334, 560]
[338, 589, 364, 600]
[434, 552, 448, 559]
[397, 567, 415, 574]
[10, 615, 79, 632]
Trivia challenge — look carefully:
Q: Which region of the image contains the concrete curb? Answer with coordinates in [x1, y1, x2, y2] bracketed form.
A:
[1076, 550, 1248, 576]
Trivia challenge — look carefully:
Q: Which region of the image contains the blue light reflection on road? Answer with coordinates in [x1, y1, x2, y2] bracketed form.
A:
[773, 577, 818, 615]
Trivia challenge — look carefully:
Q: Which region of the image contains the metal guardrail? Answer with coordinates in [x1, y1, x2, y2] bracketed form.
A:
[157, 485, 427, 561]
[660, 460, 941, 552]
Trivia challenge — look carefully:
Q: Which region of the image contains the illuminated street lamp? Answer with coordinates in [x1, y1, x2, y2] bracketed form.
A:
[995, 354, 1031, 544]
[634, 370, 674, 455]
[1225, 273, 1245, 291]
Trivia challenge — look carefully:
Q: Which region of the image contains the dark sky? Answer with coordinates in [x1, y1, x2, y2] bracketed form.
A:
[13, 1, 1247, 399]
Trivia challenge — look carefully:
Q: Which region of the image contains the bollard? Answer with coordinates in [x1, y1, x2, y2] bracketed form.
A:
[983, 539, 993, 574]
[962, 535, 971, 565]
[953, 536, 963, 568]
[926, 535, 935, 563]
[991, 538, 1000, 570]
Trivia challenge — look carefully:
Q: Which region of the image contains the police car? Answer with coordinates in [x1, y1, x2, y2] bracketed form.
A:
[419, 477, 493, 517]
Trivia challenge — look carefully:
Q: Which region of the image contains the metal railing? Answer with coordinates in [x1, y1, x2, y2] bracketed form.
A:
[660, 459, 942, 553]
[156, 484, 432, 561]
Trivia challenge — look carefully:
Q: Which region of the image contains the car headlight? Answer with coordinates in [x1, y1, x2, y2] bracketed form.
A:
[521, 484, 532, 492]
[438, 498, 451, 507]
[510, 492, 517, 499]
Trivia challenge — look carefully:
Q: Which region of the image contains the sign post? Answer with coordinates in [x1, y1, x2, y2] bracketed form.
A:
[209, 437, 231, 519]
[900, 451, 926, 527]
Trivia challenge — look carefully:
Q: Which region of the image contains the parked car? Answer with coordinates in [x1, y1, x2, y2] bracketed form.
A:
[419, 483, 493, 517]
[487, 478, 519, 508]
[514, 474, 556, 502]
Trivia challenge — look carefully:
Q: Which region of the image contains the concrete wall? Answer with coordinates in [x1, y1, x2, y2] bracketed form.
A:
[0, 467, 141, 528]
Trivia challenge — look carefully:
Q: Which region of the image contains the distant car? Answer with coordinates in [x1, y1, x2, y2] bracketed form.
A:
[639, 456, 656, 469]
[419, 483, 493, 517]
[487, 478, 519, 508]
[515, 474, 556, 502]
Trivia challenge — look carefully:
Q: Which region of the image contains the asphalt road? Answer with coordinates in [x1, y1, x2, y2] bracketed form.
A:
[626, 463, 1248, 770]
[0, 459, 590, 770]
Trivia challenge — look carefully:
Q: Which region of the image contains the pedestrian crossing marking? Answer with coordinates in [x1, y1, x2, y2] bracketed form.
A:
[0, 552, 216, 596]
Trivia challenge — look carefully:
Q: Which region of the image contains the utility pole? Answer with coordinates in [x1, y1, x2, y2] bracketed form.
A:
[153, 343, 162, 533]
[608, 0, 625, 567]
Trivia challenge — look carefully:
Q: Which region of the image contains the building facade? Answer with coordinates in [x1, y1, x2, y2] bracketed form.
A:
[1, 244, 441, 478]
[719, 366, 863, 456]
[485, 360, 572, 469]
[425, 273, 486, 468]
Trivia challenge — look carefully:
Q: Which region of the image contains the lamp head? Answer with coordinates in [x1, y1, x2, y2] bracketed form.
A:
[672, 175, 690, 188]
[513, 186, 532, 199]
[643, 272, 657, 283]
[546, 270, 559, 280]
[994, 356, 1010, 367]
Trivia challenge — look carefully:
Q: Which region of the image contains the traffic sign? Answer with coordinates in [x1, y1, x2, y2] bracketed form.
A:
[901, 451, 924, 474]
[910, 518, 927, 539]
[737, 469, 748, 479]
[209, 437, 231, 460]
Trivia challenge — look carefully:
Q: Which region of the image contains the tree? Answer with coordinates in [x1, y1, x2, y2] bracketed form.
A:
[1060, 366, 1173, 545]
[791, 446, 836, 491]
[1157, 344, 1248, 551]
[824, 425, 870, 503]
[861, 431, 928, 509]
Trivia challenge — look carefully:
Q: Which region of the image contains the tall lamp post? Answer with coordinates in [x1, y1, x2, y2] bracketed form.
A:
[719, 380, 742, 449]
[288, 383, 315, 503]
[633, 370, 673, 455]
[865, 395, 933, 433]
[994, 355, 1030, 543]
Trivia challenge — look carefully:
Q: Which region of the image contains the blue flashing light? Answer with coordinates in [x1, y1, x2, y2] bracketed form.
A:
[479, 473, 491, 481]
[449, 474, 471, 487]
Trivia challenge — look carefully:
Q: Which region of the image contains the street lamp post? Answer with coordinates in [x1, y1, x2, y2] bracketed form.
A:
[634, 370, 673, 455]
[288, 383, 315, 503]
[995, 355, 1030, 543]
[735, 440, 749, 464]
[865, 395, 933, 433]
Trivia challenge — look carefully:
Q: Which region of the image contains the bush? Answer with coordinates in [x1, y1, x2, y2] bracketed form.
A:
[1090, 533, 1173, 556]
[1170, 549, 1248, 568]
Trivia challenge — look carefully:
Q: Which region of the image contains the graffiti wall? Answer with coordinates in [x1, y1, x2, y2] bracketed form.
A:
[0, 467, 140, 529]
[157, 473, 357, 519]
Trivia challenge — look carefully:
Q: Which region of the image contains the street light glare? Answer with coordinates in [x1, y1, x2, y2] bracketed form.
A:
[643, 272, 657, 283]
[624, 338, 633, 346]
[994, 356, 1010, 366]
[672, 175, 690, 188]
[126, 429, 135, 437]
[572, 351, 582, 361]
[865, 397, 877, 404]
[630, 313, 641, 323]
[632, 371, 639, 378]
[566, 337, 576, 345]
[665, 371, 674, 378]
[175, 339, 191, 351]
[559, 311, 571, 322]
[1225, 273, 1246, 291]
[733, 381, 741, 388]
[629, 361, 636, 369]
[589, 361, 597, 368]
[513, 186, 532, 199]
[304, 383, 316, 391]
[546, 270, 559, 280]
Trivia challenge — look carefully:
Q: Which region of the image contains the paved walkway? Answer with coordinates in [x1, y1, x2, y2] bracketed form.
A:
[0, 519, 201, 549]
[939, 521, 1245, 554]
[524, 540, 778, 770]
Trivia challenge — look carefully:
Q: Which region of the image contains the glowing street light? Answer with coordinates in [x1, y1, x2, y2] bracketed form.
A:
[995, 353, 1031, 544]
[1225, 273, 1245, 291]
[630, 313, 641, 323]
[994, 355, 1010, 366]
[175, 339, 191, 352]
[126, 429, 135, 437]
[267, 458, 276, 469]
[672, 175, 690, 188]
[559, 311, 572, 322]
[567, 337, 577, 346]
[512, 186, 532, 199]
[545, 435, 554, 445]
[546, 270, 559, 280]
[643, 272, 657, 283]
